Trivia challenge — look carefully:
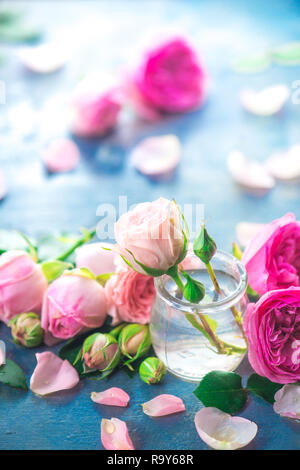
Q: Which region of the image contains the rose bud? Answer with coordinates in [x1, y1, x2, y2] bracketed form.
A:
[193, 225, 217, 265]
[41, 269, 107, 345]
[70, 73, 123, 138]
[139, 357, 167, 384]
[181, 271, 205, 303]
[82, 333, 120, 372]
[0, 250, 48, 325]
[75, 242, 116, 276]
[114, 197, 187, 276]
[9, 312, 44, 348]
[119, 324, 151, 362]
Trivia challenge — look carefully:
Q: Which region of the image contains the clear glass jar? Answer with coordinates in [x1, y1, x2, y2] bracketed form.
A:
[150, 250, 248, 382]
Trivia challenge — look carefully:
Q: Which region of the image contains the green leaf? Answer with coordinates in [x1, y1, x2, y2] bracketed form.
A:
[36, 233, 79, 263]
[0, 359, 28, 390]
[247, 373, 282, 404]
[193, 370, 247, 414]
[272, 42, 300, 65]
[96, 272, 115, 286]
[232, 52, 271, 74]
[41, 260, 73, 283]
[247, 284, 259, 302]
[126, 249, 166, 277]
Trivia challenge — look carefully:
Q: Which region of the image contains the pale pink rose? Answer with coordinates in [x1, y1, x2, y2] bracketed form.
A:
[242, 213, 300, 295]
[243, 287, 300, 384]
[105, 265, 155, 324]
[71, 74, 123, 138]
[114, 197, 185, 275]
[41, 270, 107, 344]
[75, 242, 116, 276]
[30, 351, 79, 396]
[126, 37, 207, 120]
[0, 250, 48, 325]
[91, 387, 130, 407]
[101, 418, 134, 450]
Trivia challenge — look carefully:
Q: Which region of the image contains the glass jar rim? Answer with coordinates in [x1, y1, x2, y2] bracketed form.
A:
[154, 249, 248, 314]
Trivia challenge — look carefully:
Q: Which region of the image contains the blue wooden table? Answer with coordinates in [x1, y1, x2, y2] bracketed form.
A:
[0, 0, 300, 450]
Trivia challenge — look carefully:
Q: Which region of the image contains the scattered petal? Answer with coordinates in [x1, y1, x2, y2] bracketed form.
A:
[130, 135, 181, 181]
[265, 144, 300, 181]
[18, 43, 69, 74]
[142, 394, 185, 417]
[91, 387, 130, 407]
[42, 138, 80, 173]
[236, 222, 266, 248]
[273, 384, 300, 419]
[232, 52, 271, 74]
[240, 85, 289, 116]
[194, 407, 258, 450]
[0, 169, 7, 200]
[227, 151, 275, 196]
[30, 351, 79, 396]
[0, 340, 6, 366]
[272, 42, 300, 66]
[101, 417, 134, 450]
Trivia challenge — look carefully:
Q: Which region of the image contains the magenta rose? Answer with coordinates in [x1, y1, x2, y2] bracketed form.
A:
[0, 250, 48, 324]
[71, 74, 123, 138]
[244, 287, 300, 384]
[127, 37, 207, 120]
[41, 270, 107, 345]
[114, 197, 186, 275]
[242, 213, 300, 295]
[105, 266, 155, 324]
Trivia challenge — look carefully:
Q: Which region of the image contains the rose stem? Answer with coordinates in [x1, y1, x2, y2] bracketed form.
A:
[56, 227, 96, 262]
[205, 261, 248, 345]
[168, 266, 227, 354]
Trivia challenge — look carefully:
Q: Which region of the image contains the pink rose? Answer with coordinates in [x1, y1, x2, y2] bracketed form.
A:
[71, 74, 123, 138]
[0, 250, 48, 324]
[41, 270, 107, 344]
[126, 37, 207, 120]
[242, 213, 300, 295]
[114, 197, 186, 275]
[244, 287, 300, 384]
[76, 242, 116, 276]
[105, 265, 155, 324]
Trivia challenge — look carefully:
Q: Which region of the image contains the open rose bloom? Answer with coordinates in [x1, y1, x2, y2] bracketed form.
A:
[242, 213, 300, 295]
[0, 250, 48, 324]
[126, 37, 207, 120]
[41, 270, 107, 345]
[244, 287, 300, 383]
[114, 197, 186, 275]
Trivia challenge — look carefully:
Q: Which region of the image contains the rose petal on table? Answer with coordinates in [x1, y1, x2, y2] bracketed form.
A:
[265, 144, 300, 181]
[101, 418, 134, 450]
[0, 340, 6, 366]
[76, 242, 116, 276]
[273, 384, 300, 419]
[227, 150, 275, 196]
[236, 222, 266, 248]
[42, 138, 80, 173]
[240, 85, 290, 116]
[30, 351, 79, 396]
[130, 135, 181, 181]
[142, 394, 185, 417]
[18, 43, 69, 74]
[91, 387, 130, 407]
[0, 169, 7, 200]
[194, 407, 258, 450]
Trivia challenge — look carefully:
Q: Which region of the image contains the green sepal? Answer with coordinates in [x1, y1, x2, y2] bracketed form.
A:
[125, 249, 166, 277]
[41, 260, 73, 283]
[96, 272, 115, 287]
[119, 324, 151, 366]
[64, 267, 95, 280]
[16, 231, 38, 262]
[232, 242, 243, 261]
[110, 323, 127, 339]
[180, 269, 205, 303]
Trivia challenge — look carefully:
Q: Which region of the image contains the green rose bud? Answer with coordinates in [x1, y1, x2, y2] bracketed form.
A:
[193, 225, 217, 265]
[139, 357, 167, 384]
[9, 312, 44, 348]
[181, 270, 205, 303]
[119, 324, 151, 362]
[82, 333, 120, 372]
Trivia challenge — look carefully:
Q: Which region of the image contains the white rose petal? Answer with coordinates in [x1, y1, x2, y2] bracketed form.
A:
[240, 85, 290, 116]
[265, 144, 300, 181]
[273, 384, 300, 420]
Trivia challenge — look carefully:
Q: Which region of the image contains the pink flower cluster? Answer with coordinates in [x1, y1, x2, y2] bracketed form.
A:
[242, 213, 300, 384]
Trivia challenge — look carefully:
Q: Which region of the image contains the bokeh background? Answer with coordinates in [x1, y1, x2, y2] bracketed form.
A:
[0, 0, 300, 450]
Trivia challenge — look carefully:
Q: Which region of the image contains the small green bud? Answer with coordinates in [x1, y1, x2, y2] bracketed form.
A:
[139, 357, 167, 384]
[232, 242, 243, 261]
[82, 333, 120, 372]
[193, 225, 217, 264]
[9, 312, 44, 348]
[119, 324, 151, 361]
[180, 270, 205, 303]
